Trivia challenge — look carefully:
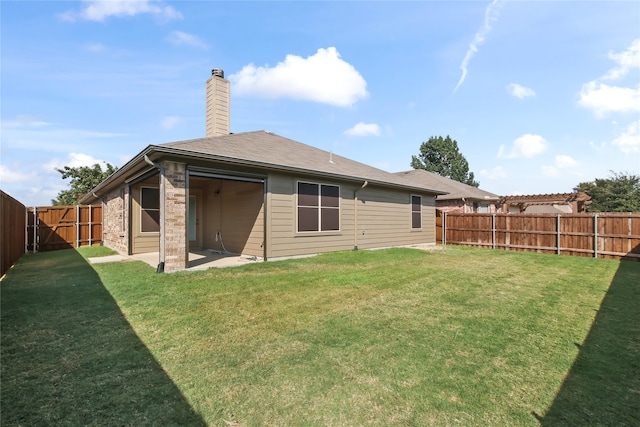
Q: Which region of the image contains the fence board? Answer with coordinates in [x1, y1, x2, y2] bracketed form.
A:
[27, 205, 102, 252]
[1, 191, 26, 276]
[444, 213, 640, 262]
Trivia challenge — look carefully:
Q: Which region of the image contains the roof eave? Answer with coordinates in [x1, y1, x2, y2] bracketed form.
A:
[79, 145, 157, 204]
[80, 145, 447, 204]
[151, 146, 448, 195]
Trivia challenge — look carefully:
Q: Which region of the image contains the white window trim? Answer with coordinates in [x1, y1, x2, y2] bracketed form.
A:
[296, 180, 341, 233]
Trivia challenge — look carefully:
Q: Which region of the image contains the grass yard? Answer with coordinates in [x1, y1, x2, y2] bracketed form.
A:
[1, 246, 638, 426]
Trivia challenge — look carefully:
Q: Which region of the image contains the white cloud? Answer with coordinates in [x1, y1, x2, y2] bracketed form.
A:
[479, 166, 507, 180]
[43, 153, 107, 172]
[554, 154, 578, 168]
[579, 39, 640, 117]
[588, 140, 607, 152]
[344, 122, 381, 137]
[612, 120, 640, 153]
[60, 0, 182, 23]
[160, 116, 181, 130]
[498, 134, 548, 159]
[507, 83, 536, 99]
[3, 115, 50, 128]
[166, 31, 207, 49]
[229, 47, 368, 107]
[0, 165, 36, 183]
[603, 38, 640, 81]
[454, 0, 503, 92]
[542, 155, 579, 178]
[1, 117, 126, 152]
[578, 82, 640, 117]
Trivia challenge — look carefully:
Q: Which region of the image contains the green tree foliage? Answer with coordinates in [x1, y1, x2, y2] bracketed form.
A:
[411, 135, 480, 187]
[52, 163, 118, 205]
[574, 171, 640, 212]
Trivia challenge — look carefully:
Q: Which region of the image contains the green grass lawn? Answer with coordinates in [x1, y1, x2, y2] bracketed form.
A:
[2, 246, 638, 426]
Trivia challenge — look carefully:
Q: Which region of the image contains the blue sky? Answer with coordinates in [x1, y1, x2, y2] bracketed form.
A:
[1, 0, 639, 206]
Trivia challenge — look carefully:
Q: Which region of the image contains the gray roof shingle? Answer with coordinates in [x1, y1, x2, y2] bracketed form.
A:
[158, 131, 446, 193]
[81, 131, 447, 203]
[394, 169, 499, 201]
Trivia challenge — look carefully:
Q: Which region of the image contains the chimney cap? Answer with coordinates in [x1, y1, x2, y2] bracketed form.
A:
[211, 68, 224, 78]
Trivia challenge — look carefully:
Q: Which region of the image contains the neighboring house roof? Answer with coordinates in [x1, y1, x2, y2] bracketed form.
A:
[394, 169, 500, 202]
[80, 131, 447, 203]
[522, 204, 572, 214]
[499, 192, 591, 205]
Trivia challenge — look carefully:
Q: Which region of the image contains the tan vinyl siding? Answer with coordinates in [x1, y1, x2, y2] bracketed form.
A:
[219, 181, 264, 257]
[266, 174, 355, 258]
[265, 173, 435, 259]
[131, 183, 160, 254]
[197, 179, 264, 257]
[356, 187, 435, 249]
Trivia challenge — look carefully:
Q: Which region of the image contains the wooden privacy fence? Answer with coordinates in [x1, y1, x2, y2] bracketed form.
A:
[27, 205, 102, 252]
[443, 212, 640, 262]
[1, 191, 27, 277]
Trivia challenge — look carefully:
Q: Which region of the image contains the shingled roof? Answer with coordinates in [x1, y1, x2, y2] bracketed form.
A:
[80, 131, 446, 203]
[499, 192, 591, 205]
[394, 169, 499, 201]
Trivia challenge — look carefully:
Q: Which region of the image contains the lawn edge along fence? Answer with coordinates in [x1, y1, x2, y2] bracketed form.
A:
[2, 195, 104, 276]
[443, 212, 640, 262]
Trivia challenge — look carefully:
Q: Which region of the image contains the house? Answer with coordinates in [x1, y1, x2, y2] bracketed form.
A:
[499, 192, 592, 214]
[80, 69, 446, 272]
[395, 169, 500, 214]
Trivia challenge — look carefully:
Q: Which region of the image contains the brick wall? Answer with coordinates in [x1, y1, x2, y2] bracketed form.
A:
[161, 161, 187, 272]
[102, 186, 129, 255]
[436, 199, 499, 214]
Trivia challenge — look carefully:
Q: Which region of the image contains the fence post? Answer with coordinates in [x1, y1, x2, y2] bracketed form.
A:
[443, 212, 447, 246]
[556, 214, 561, 255]
[33, 206, 38, 253]
[492, 214, 496, 249]
[75, 205, 80, 248]
[593, 213, 598, 258]
[24, 207, 28, 254]
[88, 205, 93, 246]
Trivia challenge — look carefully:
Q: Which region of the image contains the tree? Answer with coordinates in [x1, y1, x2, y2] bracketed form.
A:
[574, 171, 640, 212]
[411, 135, 479, 187]
[52, 163, 118, 205]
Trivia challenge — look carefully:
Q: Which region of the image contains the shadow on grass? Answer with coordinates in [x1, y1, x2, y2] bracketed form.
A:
[1, 249, 206, 426]
[536, 258, 640, 426]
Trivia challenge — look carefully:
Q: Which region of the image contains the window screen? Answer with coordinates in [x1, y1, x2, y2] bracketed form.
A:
[141, 187, 160, 233]
[298, 182, 340, 232]
[411, 195, 422, 229]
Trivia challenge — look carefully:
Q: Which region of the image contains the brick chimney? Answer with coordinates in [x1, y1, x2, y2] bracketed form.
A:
[206, 68, 230, 137]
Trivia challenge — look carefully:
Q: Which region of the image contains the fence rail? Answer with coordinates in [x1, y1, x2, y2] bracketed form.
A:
[1, 191, 27, 277]
[27, 205, 102, 252]
[443, 212, 640, 262]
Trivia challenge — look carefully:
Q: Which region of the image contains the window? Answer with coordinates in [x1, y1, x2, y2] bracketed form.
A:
[478, 203, 489, 213]
[411, 195, 422, 229]
[141, 187, 160, 233]
[297, 182, 340, 232]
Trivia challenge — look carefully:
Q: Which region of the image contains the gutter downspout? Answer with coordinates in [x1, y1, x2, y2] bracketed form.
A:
[354, 181, 368, 250]
[145, 155, 165, 273]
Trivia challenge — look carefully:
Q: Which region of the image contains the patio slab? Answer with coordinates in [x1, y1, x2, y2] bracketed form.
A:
[87, 254, 129, 264]
[88, 251, 260, 271]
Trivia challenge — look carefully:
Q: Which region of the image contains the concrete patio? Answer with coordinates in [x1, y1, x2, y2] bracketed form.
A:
[89, 250, 261, 271]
